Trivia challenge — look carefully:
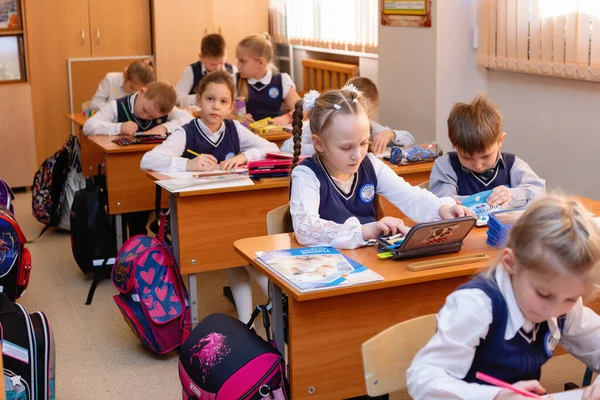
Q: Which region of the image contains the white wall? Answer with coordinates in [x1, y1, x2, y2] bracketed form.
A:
[489, 70, 600, 200]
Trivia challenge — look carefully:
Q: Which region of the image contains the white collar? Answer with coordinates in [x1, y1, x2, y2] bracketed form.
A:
[201, 63, 207, 76]
[127, 92, 138, 112]
[248, 70, 272, 86]
[195, 117, 225, 136]
[495, 266, 558, 340]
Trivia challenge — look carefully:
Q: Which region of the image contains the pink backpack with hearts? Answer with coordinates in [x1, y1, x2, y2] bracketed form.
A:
[112, 221, 191, 354]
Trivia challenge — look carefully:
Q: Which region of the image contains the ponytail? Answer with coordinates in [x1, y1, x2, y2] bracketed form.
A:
[367, 141, 385, 220]
[283, 99, 305, 233]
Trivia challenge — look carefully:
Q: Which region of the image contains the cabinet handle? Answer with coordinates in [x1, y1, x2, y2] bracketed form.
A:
[96, 28, 100, 44]
[80, 29, 85, 45]
[204, 28, 208, 35]
[218, 26, 222, 34]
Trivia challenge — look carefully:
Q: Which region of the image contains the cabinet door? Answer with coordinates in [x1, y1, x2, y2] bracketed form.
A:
[88, 0, 152, 57]
[24, 0, 91, 163]
[213, 0, 268, 63]
[152, 0, 213, 85]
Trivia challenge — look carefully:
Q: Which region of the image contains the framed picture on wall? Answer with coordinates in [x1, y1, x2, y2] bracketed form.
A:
[0, 0, 20, 30]
[381, 0, 432, 28]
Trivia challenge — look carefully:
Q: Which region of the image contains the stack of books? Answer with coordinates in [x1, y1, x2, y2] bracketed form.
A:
[486, 209, 526, 248]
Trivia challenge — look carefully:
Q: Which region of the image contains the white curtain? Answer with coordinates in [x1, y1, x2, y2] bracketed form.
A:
[478, 0, 600, 82]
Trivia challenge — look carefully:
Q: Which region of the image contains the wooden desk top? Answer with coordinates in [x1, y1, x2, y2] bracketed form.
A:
[67, 113, 89, 126]
[234, 196, 600, 302]
[87, 135, 160, 153]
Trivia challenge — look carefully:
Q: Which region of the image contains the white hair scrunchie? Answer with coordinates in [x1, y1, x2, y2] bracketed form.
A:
[341, 84, 362, 97]
[302, 90, 321, 112]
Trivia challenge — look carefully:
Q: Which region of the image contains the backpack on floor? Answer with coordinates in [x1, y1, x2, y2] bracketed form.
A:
[32, 135, 78, 233]
[112, 217, 191, 354]
[0, 176, 15, 216]
[0, 293, 56, 400]
[179, 309, 288, 400]
[0, 206, 31, 301]
[57, 138, 85, 231]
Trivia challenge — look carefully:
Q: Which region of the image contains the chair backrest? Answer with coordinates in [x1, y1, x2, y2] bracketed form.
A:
[418, 180, 430, 190]
[301, 59, 359, 96]
[266, 204, 291, 235]
[361, 314, 437, 396]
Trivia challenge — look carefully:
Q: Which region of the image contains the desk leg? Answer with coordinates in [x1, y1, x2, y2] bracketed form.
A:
[170, 193, 199, 326]
[115, 214, 123, 249]
[270, 281, 285, 355]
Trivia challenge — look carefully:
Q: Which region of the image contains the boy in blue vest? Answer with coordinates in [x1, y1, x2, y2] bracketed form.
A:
[175, 34, 237, 105]
[429, 94, 545, 209]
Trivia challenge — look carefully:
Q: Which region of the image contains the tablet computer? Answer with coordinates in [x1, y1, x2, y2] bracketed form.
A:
[377, 217, 477, 260]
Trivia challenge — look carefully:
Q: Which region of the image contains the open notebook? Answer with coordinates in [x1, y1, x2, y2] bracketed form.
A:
[156, 174, 254, 193]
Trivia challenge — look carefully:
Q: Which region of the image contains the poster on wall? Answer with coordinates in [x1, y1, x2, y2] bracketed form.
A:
[381, 0, 432, 28]
[0, 0, 19, 29]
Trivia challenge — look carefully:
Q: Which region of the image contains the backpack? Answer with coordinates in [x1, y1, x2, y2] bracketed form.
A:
[0, 206, 31, 301]
[69, 169, 117, 304]
[57, 138, 85, 231]
[31, 135, 78, 233]
[179, 308, 288, 400]
[112, 218, 191, 354]
[0, 176, 15, 216]
[0, 293, 56, 400]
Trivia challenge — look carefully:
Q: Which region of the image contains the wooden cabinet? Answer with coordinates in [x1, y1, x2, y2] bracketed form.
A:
[24, 0, 152, 164]
[153, 0, 268, 85]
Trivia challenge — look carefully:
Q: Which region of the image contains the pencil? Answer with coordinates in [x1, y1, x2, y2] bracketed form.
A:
[120, 102, 132, 122]
[186, 149, 201, 157]
[112, 87, 121, 99]
[193, 170, 248, 178]
[475, 372, 542, 398]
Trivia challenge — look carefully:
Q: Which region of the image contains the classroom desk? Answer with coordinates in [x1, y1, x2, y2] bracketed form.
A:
[233, 196, 600, 400]
[146, 160, 433, 325]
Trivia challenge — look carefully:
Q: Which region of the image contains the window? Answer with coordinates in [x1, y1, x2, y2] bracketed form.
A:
[269, 0, 378, 54]
[478, 0, 600, 82]
[0, 0, 25, 83]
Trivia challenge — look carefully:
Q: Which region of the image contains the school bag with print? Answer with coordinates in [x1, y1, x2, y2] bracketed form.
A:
[31, 135, 79, 236]
[0, 176, 15, 216]
[0, 293, 56, 400]
[57, 137, 85, 231]
[112, 216, 191, 354]
[178, 308, 288, 400]
[0, 206, 31, 301]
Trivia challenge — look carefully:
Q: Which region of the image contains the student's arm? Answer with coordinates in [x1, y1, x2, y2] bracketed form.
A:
[90, 74, 112, 111]
[428, 155, 468, 203]
[271, 73, 300, 126]
[290, 166, 369, 249]
[82, 101, 121, 136]
[370, 121, 415, 152]
[370, 154, 455, 222]
[162, 106, 194, 134]
[139, 128, 188, 171]
[280, 123, 316, 156]
[235, 120, 279, 161]
[556, 298, 600, 374]
[407, 289, 503, 400]
[175, 66, 194, 99]
[506, 157, 546, 208]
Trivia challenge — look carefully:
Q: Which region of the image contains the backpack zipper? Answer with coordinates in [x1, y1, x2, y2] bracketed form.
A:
[236, 354, 283, 400]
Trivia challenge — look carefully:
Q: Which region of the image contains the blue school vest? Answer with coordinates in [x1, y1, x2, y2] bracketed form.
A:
[240, 72, 283, 121]
[457, 274, 565, 384]
[115, 95, 167, 133]
[189, 61, 234, 95]
[181, 119, 240, 162]
[300, 155, 378, 225]
[448, 152, 515, 196]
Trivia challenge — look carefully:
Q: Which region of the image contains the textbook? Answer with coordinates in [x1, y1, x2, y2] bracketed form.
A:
[255, 247, 383, 292]
[461, 190, 503, 226]
[156, 174, 254, 193]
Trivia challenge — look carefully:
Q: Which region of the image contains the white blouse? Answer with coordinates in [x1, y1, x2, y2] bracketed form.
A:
[90, 72, 127, 111]
[140, 118, 280, 171]
[289, 153, 454, 249]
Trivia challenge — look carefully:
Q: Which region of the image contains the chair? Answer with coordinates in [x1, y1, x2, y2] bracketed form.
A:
[266, 204, 291, 235]
[361, 314, 437, 397]
[300, 59, 359, 97]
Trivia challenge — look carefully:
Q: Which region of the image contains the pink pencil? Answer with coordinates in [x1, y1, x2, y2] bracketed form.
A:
[475, 372, 543, 399]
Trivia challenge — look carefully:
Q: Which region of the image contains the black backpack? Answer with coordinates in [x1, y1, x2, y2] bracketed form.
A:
[1, 293, 56, 399]
[70, 167, 117, 304]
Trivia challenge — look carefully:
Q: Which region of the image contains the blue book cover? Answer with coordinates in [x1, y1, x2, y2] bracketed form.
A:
[461, 190, 503, 226]
[256, 247, 383, 292]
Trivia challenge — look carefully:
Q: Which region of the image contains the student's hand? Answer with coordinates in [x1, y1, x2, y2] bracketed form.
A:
[144, 125, 167, 137]
[220, 154, 247, 171]
[242, 113, 254, 124]
[583, 382, 600, 400]
[271, 114, 291, 126]
[488, 185, 512, 208]
[120, 121, 138, 136]
[372, 130, 395, 155]
[438, 204, 476, 219]
[493, 380, 547, 399]
[361, 217, 408, 241]
[185, 154, 218, 171]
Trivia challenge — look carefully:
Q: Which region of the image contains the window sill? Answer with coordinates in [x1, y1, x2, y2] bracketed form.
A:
[291, 44, 378, 59]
